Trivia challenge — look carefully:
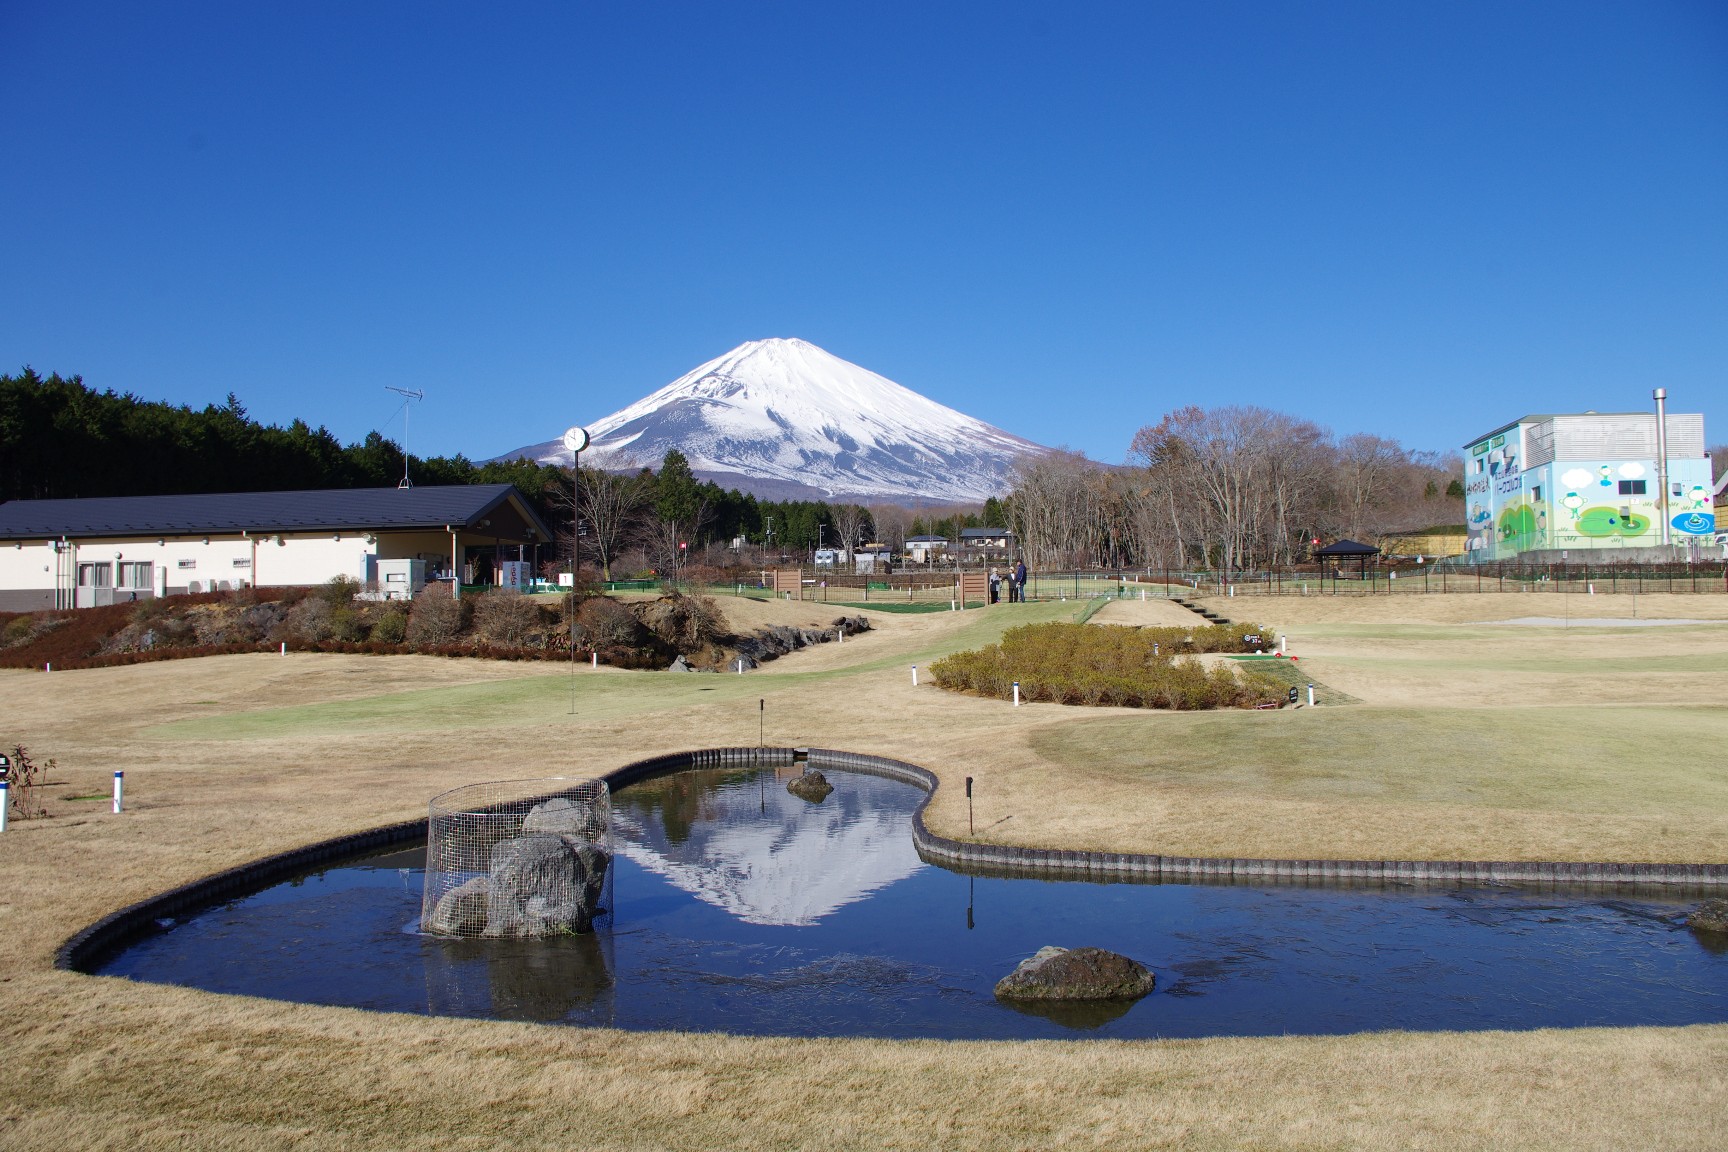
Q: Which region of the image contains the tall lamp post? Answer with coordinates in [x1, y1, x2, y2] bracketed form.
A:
[563, 426, 589, 669]
[1653, 389, 1671, 549]
[563, 426, 590, 586]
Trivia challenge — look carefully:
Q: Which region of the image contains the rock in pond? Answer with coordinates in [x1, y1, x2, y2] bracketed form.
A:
[1688, 899, 1728, 935]
[786, 770, 834, 802]
[522, 795, 607, 840]
[993, 946, 1156, 1002]
[485, 834, 610, 937]
[426, 876, 489, 936]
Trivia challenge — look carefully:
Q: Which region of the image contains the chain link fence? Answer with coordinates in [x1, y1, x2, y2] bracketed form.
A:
[421, 778, 611, 939]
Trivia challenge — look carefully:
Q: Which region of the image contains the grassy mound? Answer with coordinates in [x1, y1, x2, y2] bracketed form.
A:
[930, 621, 1284, 709]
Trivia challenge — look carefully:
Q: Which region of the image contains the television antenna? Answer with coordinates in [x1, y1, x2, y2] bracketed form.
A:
[383, 387, 425, 488]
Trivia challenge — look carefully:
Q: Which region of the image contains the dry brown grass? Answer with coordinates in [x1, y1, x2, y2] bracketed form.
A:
[1, 591, 1725, 1149]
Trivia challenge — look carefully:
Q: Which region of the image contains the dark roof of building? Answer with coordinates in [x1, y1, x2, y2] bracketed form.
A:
[0, 485, 553, 542]
[1313, 538, 1382, 556]
[959, 527, 1012, 538]
[906, 535, 949, 543]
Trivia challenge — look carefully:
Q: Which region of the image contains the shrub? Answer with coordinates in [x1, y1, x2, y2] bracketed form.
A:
[285, 598, 335, 643]
[407, 584, 470, 645]
[329, 606, 367, 643]
[471, 590, 544, 648]
[3, 614, 40, 647]
[577, 596, 640, 649]
[318, 576, 362, 606]
[370, 608, 408, 644]
[929, 621, 1283, 712]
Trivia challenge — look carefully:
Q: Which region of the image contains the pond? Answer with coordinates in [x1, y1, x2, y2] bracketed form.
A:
[96, 765, 1728, 1039]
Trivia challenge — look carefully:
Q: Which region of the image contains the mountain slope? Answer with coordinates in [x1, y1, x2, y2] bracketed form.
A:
[499, 338, 1046, 503]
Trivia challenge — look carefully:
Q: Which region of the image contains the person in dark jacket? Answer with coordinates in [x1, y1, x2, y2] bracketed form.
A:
[1013, 560, 1027, 603]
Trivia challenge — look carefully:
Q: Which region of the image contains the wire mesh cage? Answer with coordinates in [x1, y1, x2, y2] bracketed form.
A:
[421, 777, 612, 939]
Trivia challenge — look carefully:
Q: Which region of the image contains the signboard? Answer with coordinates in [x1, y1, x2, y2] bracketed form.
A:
[1287, 686, 1299, 705]
[1471, 442, 1489, 456]
[1491, 434, 1506, 448]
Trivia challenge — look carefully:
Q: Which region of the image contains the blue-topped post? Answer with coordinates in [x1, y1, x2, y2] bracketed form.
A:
[113, 771, 124, 814]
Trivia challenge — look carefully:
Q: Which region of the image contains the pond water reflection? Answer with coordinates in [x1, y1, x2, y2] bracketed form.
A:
[99, 766, 1728, 1039]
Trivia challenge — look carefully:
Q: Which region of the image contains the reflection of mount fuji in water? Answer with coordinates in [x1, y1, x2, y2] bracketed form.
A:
[612, 769, 925, 927]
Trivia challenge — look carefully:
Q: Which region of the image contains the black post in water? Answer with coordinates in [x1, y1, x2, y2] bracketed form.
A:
[965, 776, 974, 835]
[967, 874, 974, 930]
[759, 699, 764, 747]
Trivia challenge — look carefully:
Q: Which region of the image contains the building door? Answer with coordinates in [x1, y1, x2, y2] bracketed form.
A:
[76, 562, 112, 608]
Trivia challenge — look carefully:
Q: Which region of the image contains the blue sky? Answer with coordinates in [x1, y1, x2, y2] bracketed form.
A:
[4, 1, 1725, 465]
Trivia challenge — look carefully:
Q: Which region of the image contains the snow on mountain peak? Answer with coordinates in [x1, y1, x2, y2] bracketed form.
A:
[500, 338, 1047, 503]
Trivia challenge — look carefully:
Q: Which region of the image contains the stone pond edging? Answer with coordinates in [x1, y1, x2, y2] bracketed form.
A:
[57, 746, 1728, 973]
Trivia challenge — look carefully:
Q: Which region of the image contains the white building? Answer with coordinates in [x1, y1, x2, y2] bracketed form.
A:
[0, 484, 553, 611]
[1462, 411, 1714, 559]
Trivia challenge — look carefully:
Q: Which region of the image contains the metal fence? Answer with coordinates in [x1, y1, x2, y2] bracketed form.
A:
[1148, 561, 1728, 596]
[656, 559, 1728, 604]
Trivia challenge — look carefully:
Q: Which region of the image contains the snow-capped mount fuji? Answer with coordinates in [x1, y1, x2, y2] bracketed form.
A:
[499, 338, 1046, 503]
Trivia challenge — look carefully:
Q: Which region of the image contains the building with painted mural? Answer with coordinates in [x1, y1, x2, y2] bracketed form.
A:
[1462, 410, 1714, 560]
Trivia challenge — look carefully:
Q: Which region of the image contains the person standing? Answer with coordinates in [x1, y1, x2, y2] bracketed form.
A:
[1013, 558, 1027, 603]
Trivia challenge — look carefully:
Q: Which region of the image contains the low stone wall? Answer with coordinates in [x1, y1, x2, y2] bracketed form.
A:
[802, 748, 1728, 894]
[57, 746, 1728, 973]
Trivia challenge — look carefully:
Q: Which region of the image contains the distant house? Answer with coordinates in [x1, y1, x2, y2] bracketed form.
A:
[904, 535, 949, 564]
[853, 544, 893, 575]
[959, 527, 1013, 560]
[0, 484, 553, 611]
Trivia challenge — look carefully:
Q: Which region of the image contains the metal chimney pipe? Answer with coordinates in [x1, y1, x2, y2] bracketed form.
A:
[1653, 388, 1670, 548]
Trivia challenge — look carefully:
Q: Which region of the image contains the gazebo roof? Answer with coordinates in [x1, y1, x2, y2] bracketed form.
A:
[1313, 538, 1381, 557]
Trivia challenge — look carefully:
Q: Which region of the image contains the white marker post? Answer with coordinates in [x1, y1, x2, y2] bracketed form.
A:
[280, 642, 286, 655]
[591, 651, 598, 669]
[1013, 681, 1020, 707]
[1278, 634, 1287, 656]
[837, 629, 843, 643]
[911, 665, 918, 686]
[113, 771, 124, 814]
[1307, 684, 1316, 707]
[737, 659, 744, 675]
[0, 780, 8, 833]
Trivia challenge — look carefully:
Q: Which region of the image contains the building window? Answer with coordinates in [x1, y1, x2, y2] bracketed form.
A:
[1474, 459, 1485, 474]
[118, 562, 152, 588]
[178, 559, 196, 570]
[1531, 486, 1542, 502]
[77, 562, 112, 588]
[1618, 480, 1646, 495]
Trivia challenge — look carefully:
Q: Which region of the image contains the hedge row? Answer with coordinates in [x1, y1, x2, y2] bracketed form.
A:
[929, 622, 1284, 710]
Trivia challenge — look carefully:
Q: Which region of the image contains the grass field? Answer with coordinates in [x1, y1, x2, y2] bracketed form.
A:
[1, 589, 1725, 1149]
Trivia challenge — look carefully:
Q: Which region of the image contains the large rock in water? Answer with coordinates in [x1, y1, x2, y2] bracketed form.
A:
[522, 795, 607, 840]
[786, 770, 834, 802]
[994, 946, 1156, 1002]
[485, 834, 610, 937]
[1688, 899, 1728, 935]
[426, 876, 489, 935]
